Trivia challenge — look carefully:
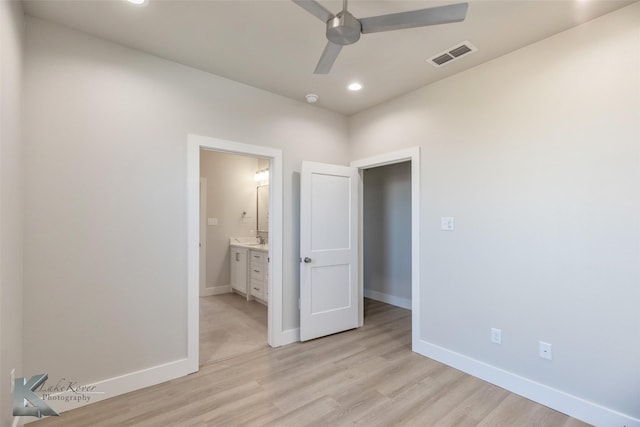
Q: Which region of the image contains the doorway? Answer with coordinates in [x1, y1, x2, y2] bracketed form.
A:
[199, 150, 270, 365]
[186, 134, 284, 373]
[351, 147, 421, 349]
[362, 161, 412, 310]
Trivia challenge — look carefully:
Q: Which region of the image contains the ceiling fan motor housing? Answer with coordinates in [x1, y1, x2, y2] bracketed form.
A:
[326, 11, 361, 45]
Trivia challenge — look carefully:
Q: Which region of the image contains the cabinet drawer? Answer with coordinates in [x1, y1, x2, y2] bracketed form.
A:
[250, 279, 266, 299]
[250, 250, 268, 264]
[250, 265, 267, 280]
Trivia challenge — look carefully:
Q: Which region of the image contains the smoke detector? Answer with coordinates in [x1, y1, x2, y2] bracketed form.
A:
[305, 94, 319, 103]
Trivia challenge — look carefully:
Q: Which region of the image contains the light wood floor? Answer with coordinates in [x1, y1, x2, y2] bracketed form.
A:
[199, 293, 268, 366]
[32, 298, 591, 426]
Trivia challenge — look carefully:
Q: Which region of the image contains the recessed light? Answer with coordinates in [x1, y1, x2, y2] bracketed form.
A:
[305, 94, 319, 103]
[348, 82, 362, 91]
[126, 0, 148, 5]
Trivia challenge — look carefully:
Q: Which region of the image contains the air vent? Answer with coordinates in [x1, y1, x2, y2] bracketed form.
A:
[432, 54, 454, 66]
[428, 41, 477, 67]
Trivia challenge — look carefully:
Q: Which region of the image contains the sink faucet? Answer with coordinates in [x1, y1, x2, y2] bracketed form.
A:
[258, 236, 266, 245]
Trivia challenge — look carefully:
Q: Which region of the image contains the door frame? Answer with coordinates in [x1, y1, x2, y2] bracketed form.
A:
[199, 177, 208, 296]
[350, 147, 421, 350]
[187, 134, 284, 372]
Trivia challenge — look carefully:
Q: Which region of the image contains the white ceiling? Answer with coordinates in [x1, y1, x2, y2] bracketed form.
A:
[23, 0, 636, 115]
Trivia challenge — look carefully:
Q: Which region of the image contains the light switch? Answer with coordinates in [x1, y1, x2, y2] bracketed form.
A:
[208, 218, 218, 226]
[441, 217, 455, 231]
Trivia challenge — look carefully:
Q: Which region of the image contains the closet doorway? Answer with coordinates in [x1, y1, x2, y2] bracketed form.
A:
[362, 161, 412, 311]
[351, 147, 421, 347]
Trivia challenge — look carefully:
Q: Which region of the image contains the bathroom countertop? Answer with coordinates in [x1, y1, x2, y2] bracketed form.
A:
[230, 242, 268, 251]
[229, 237, 268, 252]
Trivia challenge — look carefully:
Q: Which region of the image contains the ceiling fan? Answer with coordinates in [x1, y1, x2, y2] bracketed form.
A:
[293, 0, 469, 74]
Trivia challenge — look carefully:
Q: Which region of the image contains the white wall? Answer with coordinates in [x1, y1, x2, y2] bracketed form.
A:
[363, 162, 411, 309]
[200, 150, 259, 292]
[23, 16, 348, 401]
[350, 3, 640, 424]
[0, 1, 24, 425]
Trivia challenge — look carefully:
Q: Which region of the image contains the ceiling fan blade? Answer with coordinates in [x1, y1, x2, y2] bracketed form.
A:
[360, 2, 468, 34]
[292, 0, 333, 23]
[314, 41, 343, 74]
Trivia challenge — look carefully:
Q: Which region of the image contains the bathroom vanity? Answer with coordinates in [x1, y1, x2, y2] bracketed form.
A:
[229, 238, 268, 304]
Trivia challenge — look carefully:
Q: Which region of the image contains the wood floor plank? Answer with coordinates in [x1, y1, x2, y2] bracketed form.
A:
[351, 366, 468, 427]
[406, 375, 488, 425]
[373, 352, 446, 398]
[30, 296, 592, 427]
[268, 396, 340, 427]
[432, 382, 510, 427]
[309, 389, 389, 427]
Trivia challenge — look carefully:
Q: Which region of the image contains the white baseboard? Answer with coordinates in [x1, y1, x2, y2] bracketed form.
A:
[25, 357, 194, 423]
[413, 339, 640, 427]
[364, 289, 411, 310]
[200, 285, 231, 297]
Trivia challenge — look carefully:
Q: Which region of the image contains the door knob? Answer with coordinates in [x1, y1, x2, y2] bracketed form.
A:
[304, 257, 312, 263]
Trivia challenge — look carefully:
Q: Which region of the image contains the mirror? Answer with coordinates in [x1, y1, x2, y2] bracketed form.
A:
[257, 184, 269, 232]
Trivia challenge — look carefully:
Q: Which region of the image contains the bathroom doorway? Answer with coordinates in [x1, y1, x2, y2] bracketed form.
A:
[199, 149, 271, 365]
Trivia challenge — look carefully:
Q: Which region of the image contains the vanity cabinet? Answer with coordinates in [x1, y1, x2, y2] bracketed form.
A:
[229, 244, 268, 304]
[230, 247, 248, 295]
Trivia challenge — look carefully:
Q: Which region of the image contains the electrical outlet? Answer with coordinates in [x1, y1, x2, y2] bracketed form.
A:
[539, 341, 552, 360]
[491, 328, 502, 344]
[10, 368, 15, 393]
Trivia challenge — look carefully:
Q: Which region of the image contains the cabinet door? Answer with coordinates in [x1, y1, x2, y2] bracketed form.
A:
[230, 248, 248, 293]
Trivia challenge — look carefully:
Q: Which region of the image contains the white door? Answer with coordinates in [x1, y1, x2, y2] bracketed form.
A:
[300, 161, 360, 341]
